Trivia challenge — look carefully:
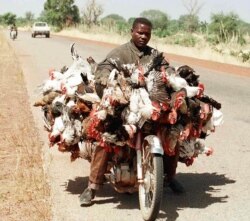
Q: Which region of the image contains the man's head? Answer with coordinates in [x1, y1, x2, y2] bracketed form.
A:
[131, 17, 152, 49]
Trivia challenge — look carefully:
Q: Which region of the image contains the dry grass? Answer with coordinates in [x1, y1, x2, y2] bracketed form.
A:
[54, 27, 250, 68]
[0, 32, 51, 220]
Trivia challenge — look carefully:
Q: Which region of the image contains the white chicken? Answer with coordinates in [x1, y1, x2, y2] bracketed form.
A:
[41, 79, 62, 94]
[202, 108, 224, 133]
[44, 43, 95, 99]
[167, 69, 204, 98]
[61, 119, 82, 146]
[126, 88, 154, 127]
[62, 43, 94, 84]
[49, 116, 65, 143]
[76, 92, 101, 103]
[49, 70, 64, 81]
[52, 94, 66, 106]
[61, 83, 78, 97]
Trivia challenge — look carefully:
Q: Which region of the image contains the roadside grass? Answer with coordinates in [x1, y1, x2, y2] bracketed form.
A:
[54, 26, 250, 68]
[0, 32, 51, 220]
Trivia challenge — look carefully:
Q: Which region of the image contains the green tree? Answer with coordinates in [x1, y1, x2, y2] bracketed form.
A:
[128, 17, 136, 25]
[43, 0, 80, 28]
[168, 19, 180, 34]
[140, 10, 169, 29]
[238, 20, 250, 35]
[102, 14, 126, 23]
[179, 14, 199, 32]
[0, 12, 16, 25]
[209, 12, 242, 43]
[199, 21, 208, 33]
[101, 14, 128, 33]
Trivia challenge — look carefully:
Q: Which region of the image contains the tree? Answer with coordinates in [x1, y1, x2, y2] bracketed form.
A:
[101, 14, 128, 33]
[25, 11, 35, 25]
[43, 0, 80, 28]
[182, 0, 203, 17]
[181, 0, 203, 32]
[140, 10, 169, 29]
[101, 14, 126, 23]
[0, 12, 16, 25]
[238, 20, 250, 35]
[128, 17, 136, 26]
[82, 0, 103, 27]
[179, 14, 199, 32]
[209, 12, 242, 43]
[168, 19, 180, 34]
[25, 11, 34, 21]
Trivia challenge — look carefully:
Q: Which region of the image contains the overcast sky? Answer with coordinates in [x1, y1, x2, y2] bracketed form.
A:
[0, 0, 250, 23]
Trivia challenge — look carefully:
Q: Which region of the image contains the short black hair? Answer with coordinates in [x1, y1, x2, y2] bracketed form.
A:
[132, 17, 153, 29]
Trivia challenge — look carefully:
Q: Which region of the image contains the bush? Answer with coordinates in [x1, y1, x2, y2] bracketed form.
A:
[154, 28, 171, 38]
[173, 34, 197, 47]
[239, 50, 250, 62]
[205, 34, 220, 45]
[208, 12, 245, 44]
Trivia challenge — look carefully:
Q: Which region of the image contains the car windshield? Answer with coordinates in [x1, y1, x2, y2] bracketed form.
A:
[35, 23, 47, 27]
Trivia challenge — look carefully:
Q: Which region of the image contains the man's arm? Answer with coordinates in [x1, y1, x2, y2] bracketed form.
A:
[94, 46, 125, 85]
[95, 59, 114, 86]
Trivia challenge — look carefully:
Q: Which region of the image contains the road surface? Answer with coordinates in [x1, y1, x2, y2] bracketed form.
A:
[6, 31, 250, 221]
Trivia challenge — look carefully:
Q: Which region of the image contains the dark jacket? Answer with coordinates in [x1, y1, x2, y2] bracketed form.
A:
[95, 40, 168, 85]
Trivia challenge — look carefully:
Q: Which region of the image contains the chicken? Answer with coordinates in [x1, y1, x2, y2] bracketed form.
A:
[61, 119, 82, 146]
[50, 94, 66, 117]
[78, 141, 97, 162]
[33, 91, 61, 107]
[123, 125, 137, 138]
[73, 99, 91, 114]
[176, 65, 199, 86]
[146, 70, 170, 104]
[166, 67, 204, 98]
[202, 108, 224, 133]
[158, 124, 183, 156]
[40, 79, 62, 94]
[62, 43, 94, 83]
[124, 88, 154, 127]
[61, 83, 78, 97]
[44, 44, 95, 100]
[49, 116, 65, 144]
[179, 139, 213, 166]
[49, 70, 64, 81]
[76, 92, 101, 103]
[34, 45, 224, 165]
[87, 56, 98, 74]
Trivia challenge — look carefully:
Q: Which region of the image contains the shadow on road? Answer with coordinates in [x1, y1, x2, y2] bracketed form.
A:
[158, 172, 235, 221]
[64, 172, 235, 220]
[64, 176, 89, 195]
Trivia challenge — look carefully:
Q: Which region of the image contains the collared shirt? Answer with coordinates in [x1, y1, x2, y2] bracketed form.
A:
[95, 40, 164, 85]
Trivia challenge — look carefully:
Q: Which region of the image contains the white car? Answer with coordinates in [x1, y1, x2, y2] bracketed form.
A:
[31, 22, 50, 38]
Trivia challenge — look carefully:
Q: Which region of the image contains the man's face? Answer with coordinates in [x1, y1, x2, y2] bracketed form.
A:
[131, 23, 151, 49]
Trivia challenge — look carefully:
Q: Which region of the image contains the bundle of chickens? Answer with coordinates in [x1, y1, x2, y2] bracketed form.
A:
[34, 43, 223, 165]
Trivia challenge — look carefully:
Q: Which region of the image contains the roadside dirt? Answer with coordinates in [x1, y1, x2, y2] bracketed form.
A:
[0, 33, 51, 220]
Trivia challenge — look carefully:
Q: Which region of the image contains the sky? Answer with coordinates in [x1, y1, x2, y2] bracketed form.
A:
[0, 0, 250, 23]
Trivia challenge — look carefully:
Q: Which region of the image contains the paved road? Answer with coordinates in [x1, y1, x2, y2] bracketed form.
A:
[6, 31, 250, 221]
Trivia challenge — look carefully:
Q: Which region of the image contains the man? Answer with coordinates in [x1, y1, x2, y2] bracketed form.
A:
[80, 17, 184, 206]
[10, 23, 18, 36]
